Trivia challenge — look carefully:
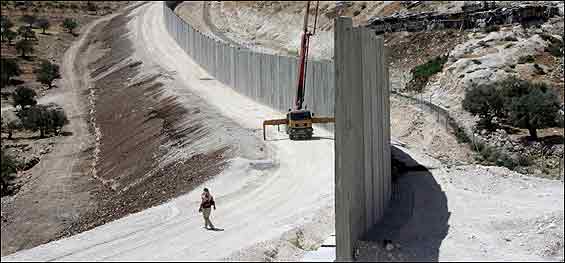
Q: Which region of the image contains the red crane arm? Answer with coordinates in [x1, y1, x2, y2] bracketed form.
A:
[294, 1, 319, 111]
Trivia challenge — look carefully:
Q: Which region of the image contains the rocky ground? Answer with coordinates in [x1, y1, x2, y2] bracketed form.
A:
[184, 0, 565, 180]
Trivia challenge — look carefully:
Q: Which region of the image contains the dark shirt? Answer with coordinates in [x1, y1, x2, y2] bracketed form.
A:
[201, 193, 215, 208]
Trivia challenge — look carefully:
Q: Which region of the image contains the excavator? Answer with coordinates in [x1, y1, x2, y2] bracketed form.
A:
[262, 1, 335, 140]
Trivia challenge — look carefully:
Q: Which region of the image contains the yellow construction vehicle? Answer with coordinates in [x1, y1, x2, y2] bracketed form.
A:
[262, 1, 335, 140]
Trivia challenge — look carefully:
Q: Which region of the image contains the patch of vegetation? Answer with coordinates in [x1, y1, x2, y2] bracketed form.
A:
[542, 34, 564, 57]
[85, 1, 97, 12]
[533, 63, 545, 75]
[19, 14, 36, 28]
[35, 18, 50, 34]
[407, 55, 448, 92]
[503, 35, 518, 42]
[482, 25, 499, 33]
[17, 25, 36, 41]
[473, 141, 520, 169]
[1, 15, 14, 30]
[12, 86, 37, 109]
[1, 58, 22, 87]
[517, 55, 535, 64]
[2, 29, 17, 44]
[1, 148, 19, 197]
[17, 103, 69, 138]
[1, 117, 23, 140]
[462, 83, 505, 129]
[15, 39, 34, 57]
[463, 77, 561, 140]
[412, 55, 448, 80]
[61, 18, 78, 35]
[34, 60, 60, 88]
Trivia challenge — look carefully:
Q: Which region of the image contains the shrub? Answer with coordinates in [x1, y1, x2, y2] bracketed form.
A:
[517, 55, 535, 64]
[518, 154, 533, 167]
[412, 56, 448, 79]
[1, 118, 23, 139]
[12, 86, 37, 109]
[462, 83, 505, 129]
[2, 29, 17, 44]
[19, 14, 36, 28]
[35, 18, 50, 34]
[61, 18, 78, 35]
[17, 25, 36, 40]
[0, 15, 14, 30]
[483, 25, 499, 33]
[503, 35, 518, 42]
[86, 1, 97, 12]
[1, 148, 18, 196]
[34, 60, 60, 88]
[18, 103, 69, 138]
[533, 63, 545, 75]
[407, 55, 448, 92]
[15, 39, 34, 57]
[0, 58, 22, 87]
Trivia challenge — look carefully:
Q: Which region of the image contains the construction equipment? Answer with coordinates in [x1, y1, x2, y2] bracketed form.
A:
[262, 1, 335, 140]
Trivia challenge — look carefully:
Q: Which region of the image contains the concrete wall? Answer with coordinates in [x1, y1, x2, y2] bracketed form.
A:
[164, 5, 391, 261]
[163, 4, 335, 132]
[334, 17, 391, 261]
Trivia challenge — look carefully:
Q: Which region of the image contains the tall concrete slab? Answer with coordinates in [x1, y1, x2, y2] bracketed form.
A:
[334, 17, 391, 261]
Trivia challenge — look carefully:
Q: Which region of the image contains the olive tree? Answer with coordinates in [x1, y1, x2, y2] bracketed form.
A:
[18, 103, 69, 138]
[12, 86, 37, 109]
[0, 58, 22, 87]
[34, 60, 60, 88]
[61, 18, 78, 35]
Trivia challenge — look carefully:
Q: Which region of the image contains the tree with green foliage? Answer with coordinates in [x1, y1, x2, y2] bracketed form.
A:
[17, 103, 69, 138]
[1, 117, 23, 140]
[1, 148, 18, 196]
[15, 39, 34, 57]
[462, 77, 561, 140]
[86, 1, 97, 12]
[12, 86, 37, 109]
[0, 15, 14, 31]
[3, 29, 17, 44]
[34, 60, 60, 88]
[0, 58, 22, 87]
[20, 14, 36, 28]
[462, 82, 505, 129]
[35, 18, 50, 34]
[507, 86, 560, 140]
[17, 25, 36, 40]
[61, 18, 78, 35]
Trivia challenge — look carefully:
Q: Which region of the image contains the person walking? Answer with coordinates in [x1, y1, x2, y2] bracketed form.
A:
[199, 188, 216, 230]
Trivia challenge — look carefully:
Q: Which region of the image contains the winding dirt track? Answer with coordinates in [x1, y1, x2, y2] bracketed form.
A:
[2, 2, 336, 261]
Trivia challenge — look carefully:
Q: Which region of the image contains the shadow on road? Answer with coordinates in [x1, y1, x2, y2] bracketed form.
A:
[358, 146, 450, 262]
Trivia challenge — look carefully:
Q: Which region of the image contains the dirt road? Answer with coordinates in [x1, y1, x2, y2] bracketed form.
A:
[0, 13, 119, 256]
[1, 2, 336, 260]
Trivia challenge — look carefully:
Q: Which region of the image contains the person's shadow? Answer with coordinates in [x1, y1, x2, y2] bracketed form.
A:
[358, 146, 450, 262]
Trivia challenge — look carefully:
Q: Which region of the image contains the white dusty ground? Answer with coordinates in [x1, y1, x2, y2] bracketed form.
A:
[2, 2, 564, 262]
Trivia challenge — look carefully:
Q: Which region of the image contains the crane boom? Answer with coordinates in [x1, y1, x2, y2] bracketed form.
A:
[262, 0, 334, 141]
[294, 1, 319, 111]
